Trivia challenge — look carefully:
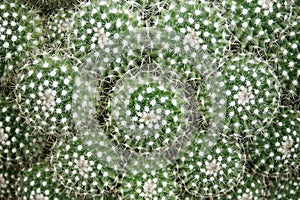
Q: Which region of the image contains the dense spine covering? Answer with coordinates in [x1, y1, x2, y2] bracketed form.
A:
[15, 55, 76, 135]
[0, 1, 44, 85]
[50, 135, 119, 198]
[0, 95, 45, 166]
[0, 0, 299, 199]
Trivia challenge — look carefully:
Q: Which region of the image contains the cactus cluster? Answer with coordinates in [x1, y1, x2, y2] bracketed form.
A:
[0, 0, 299, 199]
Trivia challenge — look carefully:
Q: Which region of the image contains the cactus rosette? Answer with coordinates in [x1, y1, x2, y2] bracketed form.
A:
[156, 0, 228, 55]
[176, 133, 246, 198]
[15, 54, 76, 135]
[247, 106, 300, 177]
[0, 0, 298, 199]
[50, 135, 119, 198]
[66, 0, 142, 58]
[222, 0, 300, 110]
[222, 54, 280, 137]
[47, 8, 75, 49]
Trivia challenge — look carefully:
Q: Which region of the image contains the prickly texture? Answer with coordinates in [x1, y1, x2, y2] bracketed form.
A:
[16, 161, 75, 200]
[156, 0, 229, 55]
[176, 133, 246, 198]
[15, 54, 76, 135]
[222, 54, 280, 137]
[0, 95, 45, 166]
[117, 167, 180, 200]
[0, 0, 299, 199]
[47, 8, 75, 48]
[50, 135, 119, 198]
[268, 172, 300, 200]
[222, 0, 299, 53]
[222, 0, 300, 110]
[224, 173, 268, 199]
[0, 164, 18, 200]
[247, 107, 300, 177]
[0, 1, 44, 85]
[20, 0, 82, 15]
[67, 1, 143, 58]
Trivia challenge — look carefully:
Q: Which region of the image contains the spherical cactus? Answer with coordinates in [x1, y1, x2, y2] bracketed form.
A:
[0, 0, 299, 199]
[50, 135, 119, 198]
[15, 54, 77, 135]
[156, 0, 229, 55]
[176, 133, 246, 198]
[0, 95, 45, 166]
[221, 0, 300, 111]
[222, 54, 280, 137]
[247, 106, 300, 177]
[16, 161, 75, 200]
[66, 0, 142, 58]
[71, 25, 219, 174]
[117, 167, 180, 200]
[0, 1, 44, 84]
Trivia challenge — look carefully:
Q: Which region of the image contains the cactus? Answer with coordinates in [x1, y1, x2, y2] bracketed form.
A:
[156, 0, 229, 55]
[14, 54, 76, 135]
[247, 106, 300, 177]
[224, 173, 268, 200]
[0, 95, 45, 166]
[117, 167, 179, 200]
[66, 0, 143, 58]
[222, 54, 280, 137]
[0, 1, 44, 85]
[268, 171, 300, 200]
[16, 161, 75, 200]
[222, 0, 300, 110]
[0, 164, 18, 199]
[20, 0, 82, 15]
[176, 132, 246, 198]
[50, 135, 119, 198]
[0, 0, 299, 199]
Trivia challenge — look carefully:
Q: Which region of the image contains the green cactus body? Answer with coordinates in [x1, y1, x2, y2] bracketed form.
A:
[176, 133, 246, 198]
[118, 167, 180, 200]
[67, 1, 142, 58]
[0, 164, 18, 199]
[0, 0, 298, 199]
[157, 0, 229, 55]
[17, 161, 75, 200]
[15, 55, 76, 135]
[268, 172, 300, 200]
[50, 135, 119, 198]
[0, 1, 44, 85]
[0, 95, 45, 166]
[222, 54, 280, 137]
[224, 173, 267, 200]
[247, 107, 300, 177]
